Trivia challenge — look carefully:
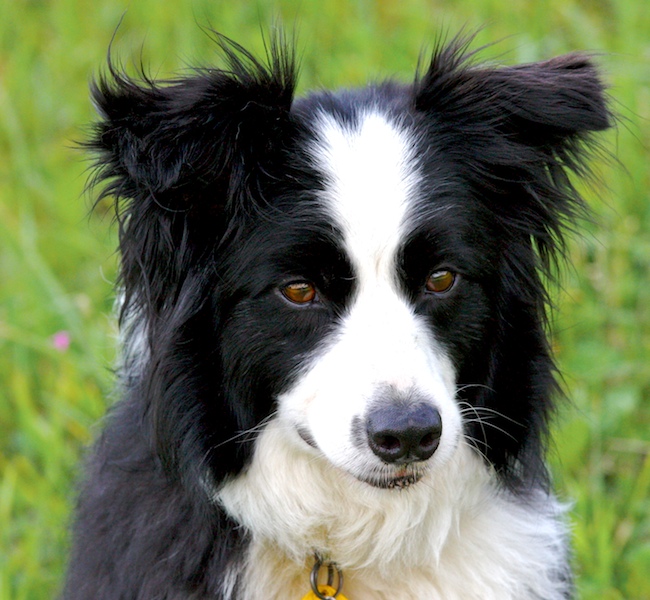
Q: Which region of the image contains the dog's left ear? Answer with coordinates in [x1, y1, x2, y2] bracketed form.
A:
[413, 42, 612, 246]
[414, 42, 611, 147]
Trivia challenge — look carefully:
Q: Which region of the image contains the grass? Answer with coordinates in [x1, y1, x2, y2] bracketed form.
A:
[0, 0, 648, 598]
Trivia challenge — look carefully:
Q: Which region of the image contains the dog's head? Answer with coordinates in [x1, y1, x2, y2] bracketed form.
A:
[90, 33, 610, 495]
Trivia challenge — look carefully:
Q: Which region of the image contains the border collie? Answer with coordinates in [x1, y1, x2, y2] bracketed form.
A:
[64, 32, 611, 600]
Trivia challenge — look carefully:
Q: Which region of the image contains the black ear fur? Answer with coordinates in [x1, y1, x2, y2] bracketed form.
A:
[416, 39, 611, 136]
[89, 33, 297, 321]
[92, 33, 296, 199]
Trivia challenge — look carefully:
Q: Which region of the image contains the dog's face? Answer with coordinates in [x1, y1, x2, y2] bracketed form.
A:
[90, 34, 610, 493]
[217, 108, 467, 489]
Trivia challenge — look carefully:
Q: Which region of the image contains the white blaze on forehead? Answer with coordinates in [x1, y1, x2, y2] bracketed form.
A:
[312, 111, 420, 278]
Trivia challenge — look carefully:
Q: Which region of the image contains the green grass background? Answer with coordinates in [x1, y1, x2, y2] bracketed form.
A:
[0, 0, 648, 598]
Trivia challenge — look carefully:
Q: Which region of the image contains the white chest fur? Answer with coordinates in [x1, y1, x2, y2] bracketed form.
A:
[217, 422, 571, 600]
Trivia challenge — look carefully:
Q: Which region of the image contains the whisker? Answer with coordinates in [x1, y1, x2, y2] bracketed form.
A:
[458, 401, 489, 450]
[461, 418, 519, 442]
[455, 383, 496, 395]
[211, 412, 279, 449]
[457, 401, 521, 443]
[457, 400, 525, 428]
[461, 436, 492, 464]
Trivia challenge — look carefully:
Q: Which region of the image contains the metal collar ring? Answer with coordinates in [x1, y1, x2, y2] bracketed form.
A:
[310, 556, 344, 599]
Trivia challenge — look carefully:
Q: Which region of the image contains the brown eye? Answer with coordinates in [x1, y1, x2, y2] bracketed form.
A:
[426, 270, 456, 294]
[282, 281, 317, 304]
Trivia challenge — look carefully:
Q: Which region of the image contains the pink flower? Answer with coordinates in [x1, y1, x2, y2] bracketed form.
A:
[52, 330, 71, 352]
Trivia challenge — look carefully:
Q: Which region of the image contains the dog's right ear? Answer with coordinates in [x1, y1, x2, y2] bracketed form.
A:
[89, 33, 297, 319]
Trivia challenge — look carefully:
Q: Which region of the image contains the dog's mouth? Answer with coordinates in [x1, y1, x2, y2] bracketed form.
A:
[359, 467, 424, 490]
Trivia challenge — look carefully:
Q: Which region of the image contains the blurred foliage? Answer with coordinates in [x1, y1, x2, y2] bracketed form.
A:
[0, 0, 648, 598]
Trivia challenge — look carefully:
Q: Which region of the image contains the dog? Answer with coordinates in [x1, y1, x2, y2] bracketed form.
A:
[63, 32, 611, 599]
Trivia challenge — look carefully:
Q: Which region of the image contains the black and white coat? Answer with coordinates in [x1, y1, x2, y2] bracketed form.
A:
[64, 33, 611, 600]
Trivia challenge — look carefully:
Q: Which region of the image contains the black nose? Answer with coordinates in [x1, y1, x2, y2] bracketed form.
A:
[366, 403, 442, 464]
